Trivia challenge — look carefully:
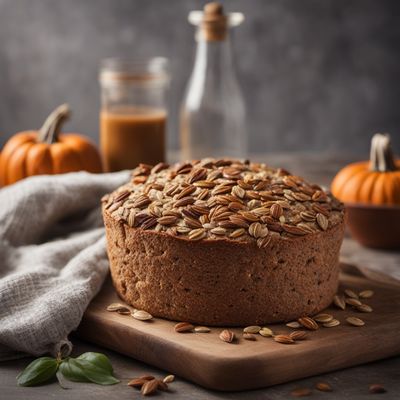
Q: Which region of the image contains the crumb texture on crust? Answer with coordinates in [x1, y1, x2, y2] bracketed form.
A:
[104, 212, 344, 326]
[102, 157, 345, 326]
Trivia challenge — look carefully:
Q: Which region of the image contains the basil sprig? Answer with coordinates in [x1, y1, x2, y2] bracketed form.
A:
[17, 352, 119, 387]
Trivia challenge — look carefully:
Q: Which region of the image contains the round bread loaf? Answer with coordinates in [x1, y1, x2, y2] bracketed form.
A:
[102, 159, 345, 326]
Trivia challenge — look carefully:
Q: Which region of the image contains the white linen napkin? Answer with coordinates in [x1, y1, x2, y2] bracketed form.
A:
[0, 171, 129, 361]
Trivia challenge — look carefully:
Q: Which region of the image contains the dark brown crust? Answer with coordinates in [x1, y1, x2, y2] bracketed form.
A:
[103, 206, 345, 326]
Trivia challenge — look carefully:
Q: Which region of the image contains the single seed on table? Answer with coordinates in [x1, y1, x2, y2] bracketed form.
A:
[357, 304, 373, 313]
[128, 378, 147, 388]
[286, 321, 301, 329]
[323, 319, 340, 328]
[289, 330, 307, 341]
[243, 325, 261, 334]
[344, 289, 359, 299]
[315, 382, 333, 392]
[194, 326, 211, 333]
[359, 289, 374, 299]
[259, 327, 274, 337]
[139, 375, 156, 381]
[219, 329, 235, 343]
[313, 313, 333, 323]
[243, 332, 257, 341]
[174, 322, 194, 333]
[369, 383, 386, 393]
[290, 387, 312, 397]
[163, 374, 175, 384]
[333, 295, 346, 310]
[141, 379, 159, 396]
[132, 310, 153, 321]
[298, 316, 319, 330]
[345, 298, 362, 307]
[274, 334, 295, 344]
[157, 380, 169, 391]
[346, 316, 365, 327]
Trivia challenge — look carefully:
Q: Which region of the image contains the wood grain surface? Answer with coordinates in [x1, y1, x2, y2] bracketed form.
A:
[77, 268, 400, 391]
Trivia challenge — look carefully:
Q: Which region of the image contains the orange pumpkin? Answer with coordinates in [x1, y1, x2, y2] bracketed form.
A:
[331, 133, 400, 205]
[0, 104, 103, 186]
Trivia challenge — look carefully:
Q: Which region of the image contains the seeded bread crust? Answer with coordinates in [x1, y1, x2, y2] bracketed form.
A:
[102, 159, 345, 326]
[104, 209, 344, 326]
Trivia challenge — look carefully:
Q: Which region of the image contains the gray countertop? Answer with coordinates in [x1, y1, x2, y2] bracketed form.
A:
[1, 341, 399, 400]
[1, 153, 399, 399]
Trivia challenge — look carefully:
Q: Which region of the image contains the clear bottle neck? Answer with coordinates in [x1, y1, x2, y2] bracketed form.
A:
[191, 29, 240, 90]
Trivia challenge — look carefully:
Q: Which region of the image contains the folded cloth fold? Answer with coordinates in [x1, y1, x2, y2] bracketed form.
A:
[0, 171, 130, 361]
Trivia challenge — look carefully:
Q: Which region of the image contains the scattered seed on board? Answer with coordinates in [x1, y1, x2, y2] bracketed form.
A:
[194, 326, 211, 333]
[106, 303, 128, 312]
[274, 334, 295, 344]
[346, 316, 365, 327]
[289, 331, 307, 341]
[243, 325, 261, 334]
[117, 308, 131, 315]
[333, 295, 346, 310]
[219, 329, 235, 343]
[132, 310, 153, 321]
[259, 327, 274, 337]
[163, 374, 175, 384]
[315, 382, 333, 392]
[357, 304, 373, 313]
[243, 333, 257, 341]
[345, 298, 362, 307]
[323, 319, 340, 328]
[290, 387, 312, 397]
[174, 322, 194, 333]
[313, 313, 333, 323]
[344, 289, 359, 299]
[298, 316, 319, 330]
[286, 321, 301, 329]
[359, 290, 374, 299]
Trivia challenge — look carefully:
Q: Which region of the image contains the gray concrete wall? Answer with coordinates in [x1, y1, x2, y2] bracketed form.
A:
[0, 0, 399, 156]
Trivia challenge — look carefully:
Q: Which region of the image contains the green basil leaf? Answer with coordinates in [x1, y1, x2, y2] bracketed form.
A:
[74, 359, 119, 385]
[59, 358, 90, 383]
[56, 370, 70, 390]
[59, 358, 119, 385]
[77, 352, 113, 374]
[17, 357, 58, 387]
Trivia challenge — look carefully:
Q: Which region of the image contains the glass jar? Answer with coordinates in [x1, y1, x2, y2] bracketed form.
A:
[180, 3, 246, 161]
[99, 57, 169, 172]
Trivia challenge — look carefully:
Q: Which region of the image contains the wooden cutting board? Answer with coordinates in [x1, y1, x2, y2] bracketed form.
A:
[77, 268, 400, 391]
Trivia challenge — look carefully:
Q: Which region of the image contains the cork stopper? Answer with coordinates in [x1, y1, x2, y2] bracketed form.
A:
[204, 2, 224, 18]
[188, 3, 244, 42]
[201, 2, 228, 41]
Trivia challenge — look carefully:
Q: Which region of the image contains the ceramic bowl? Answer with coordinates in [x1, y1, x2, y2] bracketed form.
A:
[345, 203, 400, 249]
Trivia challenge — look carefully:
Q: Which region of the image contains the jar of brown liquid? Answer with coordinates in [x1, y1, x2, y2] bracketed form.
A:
[99, 58, 169, 172]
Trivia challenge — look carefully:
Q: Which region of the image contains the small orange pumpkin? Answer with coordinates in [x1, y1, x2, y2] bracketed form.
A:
[0, 104, 103, 186]
[331, 133, 400, 205]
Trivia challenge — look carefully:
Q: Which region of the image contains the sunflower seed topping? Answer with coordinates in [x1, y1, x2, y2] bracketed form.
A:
[104, 159, 344, 244]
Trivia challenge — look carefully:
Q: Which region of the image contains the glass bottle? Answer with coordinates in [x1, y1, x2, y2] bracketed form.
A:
[99, 57, 169, 172]
[180, 2, 246, 160]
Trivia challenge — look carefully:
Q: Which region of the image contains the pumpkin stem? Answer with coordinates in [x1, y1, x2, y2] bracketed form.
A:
[369, 133, 397, 172]
[38, 104, 71, 144]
